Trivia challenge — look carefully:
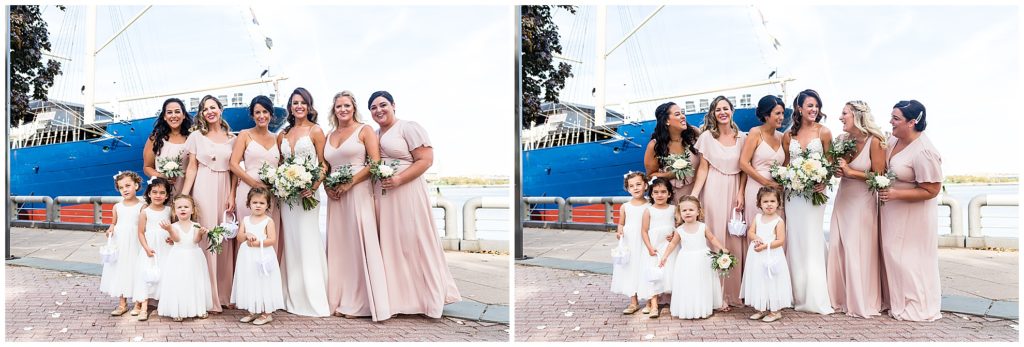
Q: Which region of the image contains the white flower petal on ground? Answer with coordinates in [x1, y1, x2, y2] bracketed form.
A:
[65, 274, 72, 277]
[55, 301, 63, 306]
[24, 327, 33, 331]
[60, 328, 68, 333]
[60, 291, 67, 295]
[51, 312, 60, 318]
[644, 333, 655, 340]
[564, 311, 574, 317]
[567, 300, 576, 305]
[572, 326, 581, 331]
[576, 273, 586, 277]
[572, 290, 580, 295]
[536, 325, 546, 330]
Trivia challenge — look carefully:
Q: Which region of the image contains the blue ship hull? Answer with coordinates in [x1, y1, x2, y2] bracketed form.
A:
[523, 108, 792, 199]
[10, 107, 287, 198]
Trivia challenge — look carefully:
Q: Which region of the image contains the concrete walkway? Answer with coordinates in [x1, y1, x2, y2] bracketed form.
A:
[5, 227, 508, 324]
[519, 227, 1018, 320]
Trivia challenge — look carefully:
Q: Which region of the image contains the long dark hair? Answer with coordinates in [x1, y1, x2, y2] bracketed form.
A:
[646, 177, 675, 205]
[790, 89, 826, 136]
[149, 98, 192, 155]
[143, 177, 174, 205]
[893, 99, 927, 132]
[651, 102, 697, 159]
[283, 87, 318, 134]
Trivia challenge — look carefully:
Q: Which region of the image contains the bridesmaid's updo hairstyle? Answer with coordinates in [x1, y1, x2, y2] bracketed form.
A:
[113, 171, 142, 188]
[755, 95, 785, 123]
[150, 98, 192, 155]
[678, 195, 705, 222]
[651, 102, 698, 158]
[756, 185, 784, 210]
[622, 171, 647, 191]
[893, 99, 927, 132]
[247, 186, 274, 210]
[368, 90, 395, 109]
[191, 95, 232, 135]
[283, 87, 318, 135]
[249, 95, 274, 118]
[789, 89, 826, 136]
[700, 95, 740, 139]
[845, 100, 888, 148]
[646, 177, 675, 205]
[143, 177, 174, 205]
[329, 90, 362, 129]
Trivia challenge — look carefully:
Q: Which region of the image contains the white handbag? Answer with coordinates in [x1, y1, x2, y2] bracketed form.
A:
[99, 235, 118, 264]
[727, 210, 747, 237]
[611, 239, 630, 265]
[220, 211, 239, 239]
[144, 254, 161, 286]
[255, 239, 276, 277]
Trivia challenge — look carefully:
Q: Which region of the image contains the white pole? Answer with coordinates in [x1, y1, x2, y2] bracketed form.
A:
[594, 6, 607, 127]
[95, 5, 151, 55]
[84, 6, 97, 124]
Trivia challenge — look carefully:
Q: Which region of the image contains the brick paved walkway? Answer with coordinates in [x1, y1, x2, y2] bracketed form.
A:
[515, 265, 1018, 342]
[5, 265, 508, 342]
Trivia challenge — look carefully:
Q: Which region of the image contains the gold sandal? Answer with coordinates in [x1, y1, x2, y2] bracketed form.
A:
[110, 305, 129, 316]
[137, 310, 150, 321]
[622, 304, 640, 315]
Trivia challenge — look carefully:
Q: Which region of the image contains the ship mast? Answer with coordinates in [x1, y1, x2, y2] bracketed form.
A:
[593, 5, 663, 127]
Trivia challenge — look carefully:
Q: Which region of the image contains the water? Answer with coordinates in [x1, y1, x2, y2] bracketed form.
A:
[314, 185, 510, 243]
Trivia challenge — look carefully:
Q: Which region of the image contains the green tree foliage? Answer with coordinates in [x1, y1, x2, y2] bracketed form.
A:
[521, 5, 575, 128]
[9, 5, 64, 126]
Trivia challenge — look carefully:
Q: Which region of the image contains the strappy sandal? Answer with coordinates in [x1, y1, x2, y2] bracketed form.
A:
[129, 307, 141, 316]
[622, 304, 640, 315]
[110, 305, 129, 316]
[240, 313, 258, 323]
[137, 310, 150, 321]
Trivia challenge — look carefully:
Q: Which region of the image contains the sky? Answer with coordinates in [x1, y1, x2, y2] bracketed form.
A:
[552, 5, 1019, 175]
[36, 5, 513, 177]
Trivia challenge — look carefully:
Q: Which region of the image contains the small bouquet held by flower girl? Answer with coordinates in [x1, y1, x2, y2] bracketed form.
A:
[206, 223, 230, 254]
[324, 164, 354, 190]
[156, 151, 185, 178]
[709, 249, 737, 277]
[769, 148, 835, 206]
[865, 170, 897, 205]
[369, 160, 400, 196]
[261, 155, 323, 210]
[659, 153, 694, 180]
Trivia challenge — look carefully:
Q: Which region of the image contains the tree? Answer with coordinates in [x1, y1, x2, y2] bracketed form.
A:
[9, 5, 64, 127]
[521, 5, 575, 128]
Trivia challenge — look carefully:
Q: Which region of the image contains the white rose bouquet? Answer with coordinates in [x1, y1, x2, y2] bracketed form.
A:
[708, 249, 737, 277]
[865, 170, 897, 205]
[828, 135, 858, 161]
[206, 224, 228, 254]
[324, 164, 354, 190]
[784, 149, 835, 206]
[369, 160, 400, 196]
[156, 151, 185, 178]
[270, 155, 322, 210]
[659, 153, 694, 180]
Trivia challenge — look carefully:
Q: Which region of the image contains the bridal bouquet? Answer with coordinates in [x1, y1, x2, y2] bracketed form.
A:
[708, 249, 736, 277]
[267, 155, 322, 210]
[771, 149, 834, 206]
[369, 160, 400, 196]
[828, 136, 858, 161]
[865, 170, 897, 205]
[324, 164, 354, 190]
[659, 153, 694, 180]
[156, 151, 185, 178]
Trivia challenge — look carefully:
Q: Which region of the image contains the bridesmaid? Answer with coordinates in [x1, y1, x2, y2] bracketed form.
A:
[689, 95, 747, 309]
[324, 91, 391, 321]
[826, 101, 887, 318]
[643, 101, 701, 203]
[229, 95, 285, 263]
[143, 98, 192, 193]
[370, 91, 461, 318]
[739, 95, 786, 227]
[878, 100, 943, 322]
[781, 89, 834, 315]
[181, 95, 237, 312]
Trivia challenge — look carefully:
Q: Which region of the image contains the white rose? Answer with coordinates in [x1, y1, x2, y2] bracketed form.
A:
[671, 159, 688, 170]
[810, 152, 822, 161]
[875, 176, 891, 188]
[330, 172, 341, 179]
[716, 255, 732, 269]
[294, 156, 306, 165]
[162, 161, 179, 171]
[379, 165, 395, 177]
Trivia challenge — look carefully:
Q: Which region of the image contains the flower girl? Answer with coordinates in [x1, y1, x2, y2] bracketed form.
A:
[741, 186, 793, 322]
[99, 171, 145, 316]
[231, 188, 285, 325]
[158, 195, 214, 322]
[636, 177, 679, 318]
[610, 172, 651, 314]
[131, 177, 174, 321]
[665, 196, 728, 319]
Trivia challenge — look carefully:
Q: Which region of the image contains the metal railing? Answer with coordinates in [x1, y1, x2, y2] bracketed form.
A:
[430, 198, 460, 251]
[460, 197, 511, 252]
[966, 194, 1019, 249]
[937, 195, 965, 247]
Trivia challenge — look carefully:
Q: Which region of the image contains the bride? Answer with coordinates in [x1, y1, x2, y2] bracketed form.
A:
[276, 87, 331, 317]
[781, 89, 835, 315]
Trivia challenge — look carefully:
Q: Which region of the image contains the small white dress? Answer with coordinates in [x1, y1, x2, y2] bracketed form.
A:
[231, 216, 286, 314]
[741, 213, 794, 312]
[99, 200, 144, 298]
[158, 223, 214, 318]
[637, 204, 677, 299]
[669, 222, 724, 319]
[610, 201, 651, 297]
[131, 205, 172, 301]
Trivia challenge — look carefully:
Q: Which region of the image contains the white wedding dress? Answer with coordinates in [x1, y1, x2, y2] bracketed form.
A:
[784, 137, 835, 315]
[280, 136, 331, 317]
